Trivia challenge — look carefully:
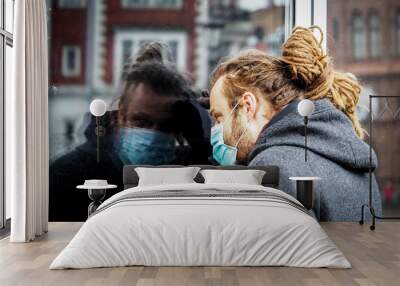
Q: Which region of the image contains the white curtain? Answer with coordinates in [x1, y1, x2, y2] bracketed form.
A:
[7, 0, 49, 242]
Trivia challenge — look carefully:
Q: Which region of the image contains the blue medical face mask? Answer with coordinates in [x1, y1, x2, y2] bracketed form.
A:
[211, 102, 248, 165]
[115, 127, 176, 165]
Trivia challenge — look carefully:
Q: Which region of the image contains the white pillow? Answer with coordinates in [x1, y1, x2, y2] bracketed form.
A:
[200, 169, 266, 185]
[135, 167, 200, 186]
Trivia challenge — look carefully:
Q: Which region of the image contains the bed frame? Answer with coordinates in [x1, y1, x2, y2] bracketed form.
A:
[123, 165, 280, 189]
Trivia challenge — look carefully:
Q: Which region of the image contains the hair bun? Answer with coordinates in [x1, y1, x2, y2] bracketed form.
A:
[281, 26, 330, 87]
[281, 26, 364, 138]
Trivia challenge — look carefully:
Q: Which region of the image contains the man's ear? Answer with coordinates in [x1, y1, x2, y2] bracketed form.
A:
[241, 92, 258, 119]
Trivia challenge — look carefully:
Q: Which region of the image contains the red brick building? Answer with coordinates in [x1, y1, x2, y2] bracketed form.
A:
[50, 0, 87, 86]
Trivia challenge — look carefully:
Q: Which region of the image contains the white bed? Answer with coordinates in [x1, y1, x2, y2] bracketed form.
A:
[50, 183, 350, 269]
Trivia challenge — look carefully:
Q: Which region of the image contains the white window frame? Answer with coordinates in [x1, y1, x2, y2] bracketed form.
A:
[58, 0, 86, 8]
[285, 0, 327, 51]
[113, 30, 187, 86]
[121, 0, 182, 9]
[62, 45, 81, 77]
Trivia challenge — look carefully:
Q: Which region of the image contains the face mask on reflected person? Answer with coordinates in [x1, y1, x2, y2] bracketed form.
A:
[210, 102, 248, 165]
[115, 127, 176, 165]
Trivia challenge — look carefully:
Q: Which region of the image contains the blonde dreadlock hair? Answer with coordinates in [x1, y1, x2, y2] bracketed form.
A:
[210, 26, 364, 138]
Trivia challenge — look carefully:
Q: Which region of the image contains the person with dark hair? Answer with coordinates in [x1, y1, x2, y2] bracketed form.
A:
[114, 61, 211, 165]
[50, 44, 212, 222]
[135, 41, 172, 64]
[117, 41, 212, 164]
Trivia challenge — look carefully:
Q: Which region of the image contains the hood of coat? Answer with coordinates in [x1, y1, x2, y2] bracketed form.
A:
[248, 99, 377, 171]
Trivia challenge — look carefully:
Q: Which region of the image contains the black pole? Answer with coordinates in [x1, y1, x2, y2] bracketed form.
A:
[304, 116, 308, 162]
[96, 116, 100, 163]
[369, 95, 372, 207]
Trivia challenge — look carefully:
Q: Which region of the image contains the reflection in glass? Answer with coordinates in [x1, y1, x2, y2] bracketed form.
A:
[122, 40, 133, 67]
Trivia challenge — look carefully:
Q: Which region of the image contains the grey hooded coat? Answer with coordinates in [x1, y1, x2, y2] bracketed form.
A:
[248, 99, 382, 221]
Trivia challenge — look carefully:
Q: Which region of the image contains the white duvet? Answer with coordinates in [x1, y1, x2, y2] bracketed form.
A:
[50, 183, 350, 269]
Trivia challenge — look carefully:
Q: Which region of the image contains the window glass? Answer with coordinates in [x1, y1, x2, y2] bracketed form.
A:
[114, 31, 187, 85]
[61, 46, 81, 77]
[328, 0, 400, 216]
[352, 11, 367, 59]
[122, 0, 182, 9]
[48, 0, 288, 221]
[58, 0, 86, 8]
[368, 11, 381, 58]
[167, 40, 178, 62]
[121, 40, 133, 70]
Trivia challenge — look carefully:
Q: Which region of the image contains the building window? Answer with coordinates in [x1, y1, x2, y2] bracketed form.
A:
[121, 0, 183, 9]
[114, 30, 187, 85]
[58, 0, 86, 8]
[352, 11, 367, 60]
[395, 10, 400, 55]
[121, 40, 133, 70]
[167, 40, 178, 63]
[62, 46, 81, 77]
[368, 10, 381, 58]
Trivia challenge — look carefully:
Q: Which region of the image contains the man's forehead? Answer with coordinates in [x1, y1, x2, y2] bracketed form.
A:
[125, 83, 175, 105]
[210, 77, 229, 111]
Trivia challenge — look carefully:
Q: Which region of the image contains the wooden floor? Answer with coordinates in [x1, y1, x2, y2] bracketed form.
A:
[0, 222, 399, 286]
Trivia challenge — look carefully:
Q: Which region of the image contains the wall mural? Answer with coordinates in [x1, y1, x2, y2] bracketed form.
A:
[49, 0, 286, 221]
[49, 0, 399, 222]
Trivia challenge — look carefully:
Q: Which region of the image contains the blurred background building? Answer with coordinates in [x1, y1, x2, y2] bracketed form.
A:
[327, 0, 400, 215]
